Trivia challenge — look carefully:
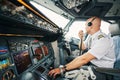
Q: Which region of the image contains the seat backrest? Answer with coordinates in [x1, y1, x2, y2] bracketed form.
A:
[109, 23, 120, 80]
[109, 23, 120, 37]
[109, 23, 120, 69]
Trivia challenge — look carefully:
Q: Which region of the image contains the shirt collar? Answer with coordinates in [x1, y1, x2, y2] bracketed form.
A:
[91, 30, 101, 39]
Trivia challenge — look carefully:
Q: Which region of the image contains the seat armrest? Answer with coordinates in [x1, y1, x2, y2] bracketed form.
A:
[94, 67, 120, 76]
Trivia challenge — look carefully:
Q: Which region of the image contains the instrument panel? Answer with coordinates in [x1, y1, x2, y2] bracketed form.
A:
[0, 0, 58, 80]
[0, 36, 55, 80]
[0, 0, 59, 33]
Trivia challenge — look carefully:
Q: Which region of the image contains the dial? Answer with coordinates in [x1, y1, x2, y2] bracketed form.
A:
[2, 69, 16, 80]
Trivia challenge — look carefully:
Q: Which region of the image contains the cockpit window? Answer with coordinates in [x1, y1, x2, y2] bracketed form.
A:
[30, 1, 110, 41]
[65, 20, 110, 40]
[30, 1, 70, 29]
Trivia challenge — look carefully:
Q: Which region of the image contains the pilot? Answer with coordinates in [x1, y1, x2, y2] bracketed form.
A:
[48, 16, 116, 79]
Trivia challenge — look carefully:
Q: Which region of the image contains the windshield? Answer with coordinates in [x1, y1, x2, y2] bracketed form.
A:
[30, 1, 110, 41]
[65, 20, 110, 40]
[30, 1, 70, 29]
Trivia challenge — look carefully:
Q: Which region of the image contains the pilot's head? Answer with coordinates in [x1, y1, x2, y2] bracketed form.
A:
[85, 16, 101, 35]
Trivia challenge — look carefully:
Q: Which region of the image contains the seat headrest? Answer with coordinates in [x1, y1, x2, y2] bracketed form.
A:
[109, 23, 120, 36]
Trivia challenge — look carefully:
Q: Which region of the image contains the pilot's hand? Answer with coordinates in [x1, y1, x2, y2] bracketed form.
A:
[78, 30, 84, 39]
[48, 68, 61, 78]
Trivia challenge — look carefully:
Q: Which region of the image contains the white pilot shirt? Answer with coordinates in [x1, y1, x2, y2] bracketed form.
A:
[84, 30, 115, 68]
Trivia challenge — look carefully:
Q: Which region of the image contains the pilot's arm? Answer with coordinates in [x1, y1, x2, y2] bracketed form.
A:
[48, 30, 95, 78]
[78, 30, 86, 50]
[48, 52, 96, 78]
[65, 52, 95, 70]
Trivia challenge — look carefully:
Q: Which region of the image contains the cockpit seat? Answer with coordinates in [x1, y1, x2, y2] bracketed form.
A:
[109, 23, 120, 80]
[94, 23, 120, 80]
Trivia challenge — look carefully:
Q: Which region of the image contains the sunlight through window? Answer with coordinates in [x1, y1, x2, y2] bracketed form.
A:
[65, 20, 110, 39]
[30, 1, 110, 40]
[30, 1, 70, 29]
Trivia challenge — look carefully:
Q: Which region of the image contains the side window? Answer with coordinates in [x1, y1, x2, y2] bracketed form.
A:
[65, 20, 110, 40]
[65, 21, 86, 40]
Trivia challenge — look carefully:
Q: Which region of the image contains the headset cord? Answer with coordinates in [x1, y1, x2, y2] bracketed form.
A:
[79, 38, 83, 56]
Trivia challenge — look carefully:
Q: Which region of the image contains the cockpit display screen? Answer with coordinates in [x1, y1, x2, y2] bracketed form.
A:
[0, 46, 8, 55]
[33, 47, 43, 60]
[36, 66, 45, 73]
[42, 45, 49, 56]
[13, 49, 32, 74]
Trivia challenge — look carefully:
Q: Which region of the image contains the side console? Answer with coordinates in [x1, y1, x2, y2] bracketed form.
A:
[0, 36, 55, 80]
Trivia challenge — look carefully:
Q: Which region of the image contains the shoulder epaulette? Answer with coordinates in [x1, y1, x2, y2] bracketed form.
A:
[98, 34, 104, 39]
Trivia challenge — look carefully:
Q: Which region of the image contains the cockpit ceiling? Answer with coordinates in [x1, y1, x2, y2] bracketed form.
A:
[97, 0, 120, 17]
[31, 0, 74, 19]
[31, 0, 120, 19]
